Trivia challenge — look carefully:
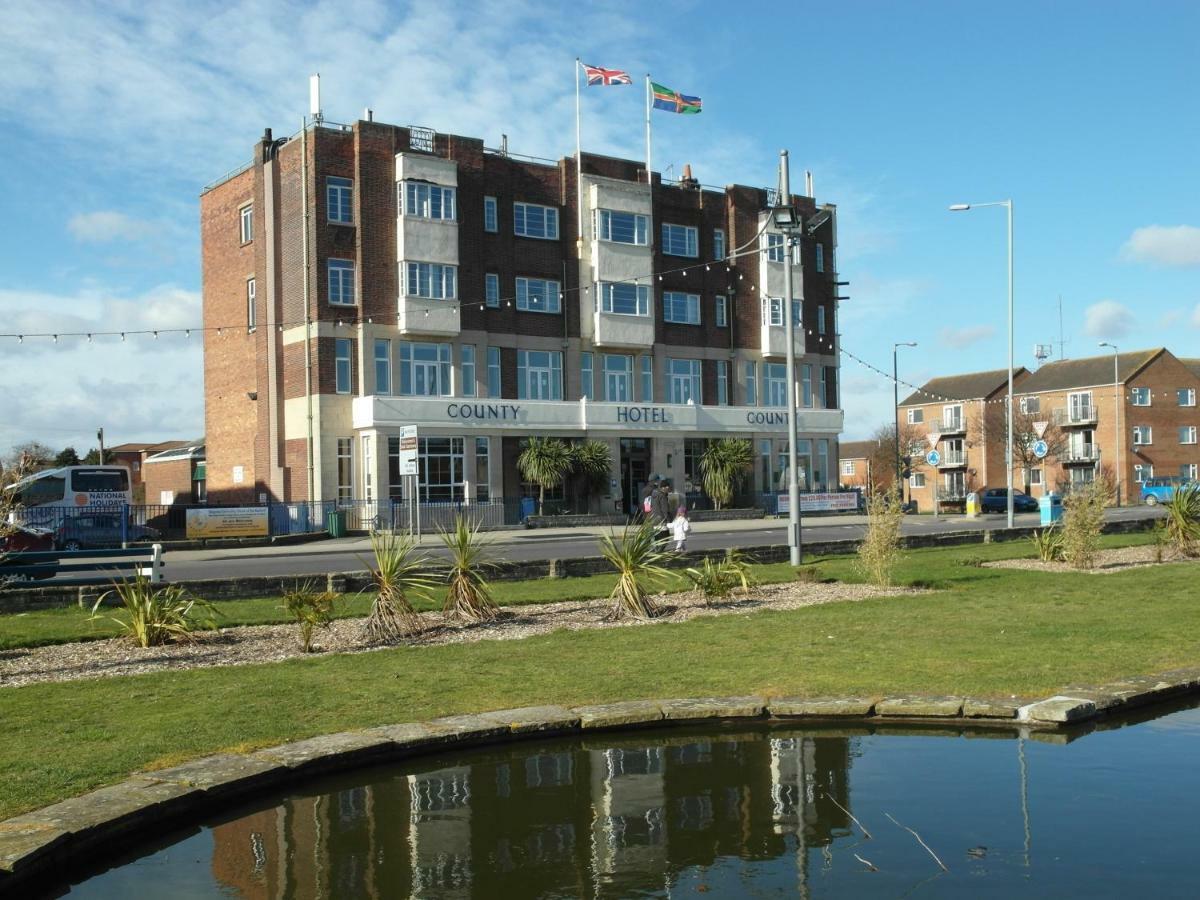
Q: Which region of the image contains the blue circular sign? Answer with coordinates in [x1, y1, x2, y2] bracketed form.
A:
[925, 449, 941, 466]
[1032, 439, 1049, 459]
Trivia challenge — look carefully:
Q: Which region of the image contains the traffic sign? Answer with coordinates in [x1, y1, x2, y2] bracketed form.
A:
[926, 431, 942, 449]
[1032, 439, 1049, 460]
[398, 425, 419, 475]
[1033, 421, 1049, 439]
[925, 449, 942, 466]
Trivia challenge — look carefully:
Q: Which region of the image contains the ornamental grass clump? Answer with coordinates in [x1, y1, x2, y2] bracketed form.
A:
[364, 532, 437, 641]
[600, 521, 671, 620]
[1161, 482, 1200, 558]
[92, 574, 215, 648]
[685, 549, 756, 605]
[1030, 525, 1065, 562]
[283, 582, 338, 652]
[441, 515, 500, 622]
[1061, 480, 1108, 569]
[856, 488, 905, 587]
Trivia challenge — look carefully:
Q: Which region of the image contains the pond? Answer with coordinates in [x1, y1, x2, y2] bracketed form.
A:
[59, 700, 1200, 898]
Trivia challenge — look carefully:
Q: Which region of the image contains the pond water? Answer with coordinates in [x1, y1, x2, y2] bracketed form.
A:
[60, 700, 1200, 898]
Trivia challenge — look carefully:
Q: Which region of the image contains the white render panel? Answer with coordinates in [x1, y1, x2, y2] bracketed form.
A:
[593, 308, 655, 349]
[397, 218, 460, 265]
[760, 323, 805, 358]
[588, 178, 653, 216]
[757, 213, 803, 300]
[398, 297, 461, 337]
[594, 240, 652, 283]
[395, 153, 459, 187]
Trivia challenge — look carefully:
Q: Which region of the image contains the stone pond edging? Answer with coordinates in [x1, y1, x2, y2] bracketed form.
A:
[3, 664, 1199, 894]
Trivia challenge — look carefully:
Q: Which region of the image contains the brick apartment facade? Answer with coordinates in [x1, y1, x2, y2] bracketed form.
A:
[836, 439, 889, 492]
[142, 443, 206, 506]
[201, 116, 844, 513]
[106, 440, 192, 503]
[899, 349, 1200, 510]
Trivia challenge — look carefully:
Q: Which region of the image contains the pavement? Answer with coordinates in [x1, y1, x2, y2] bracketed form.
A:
[161, 506, 1162, 582]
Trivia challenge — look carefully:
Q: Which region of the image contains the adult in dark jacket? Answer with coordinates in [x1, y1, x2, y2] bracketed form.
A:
[638, 478, 659, 522]
[650, 481, 672, 526]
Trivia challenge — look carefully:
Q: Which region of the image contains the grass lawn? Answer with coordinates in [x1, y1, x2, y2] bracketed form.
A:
[3, 532, 1195, 821]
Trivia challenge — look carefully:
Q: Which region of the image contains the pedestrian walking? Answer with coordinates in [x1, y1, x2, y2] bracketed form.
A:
[670, 506, 691, 552]
[650, 480, 671, 527]
[638, 477, 660, 523]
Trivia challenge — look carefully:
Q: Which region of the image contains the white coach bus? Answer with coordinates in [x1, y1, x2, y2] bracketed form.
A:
[4, 465, 132, 524]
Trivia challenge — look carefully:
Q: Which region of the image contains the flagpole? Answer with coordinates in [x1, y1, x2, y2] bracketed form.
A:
[575, 58, 583, 259]
[644, 74, 652, 183]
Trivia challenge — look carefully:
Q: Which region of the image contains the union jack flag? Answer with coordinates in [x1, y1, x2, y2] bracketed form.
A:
[582, 63, 632, 86]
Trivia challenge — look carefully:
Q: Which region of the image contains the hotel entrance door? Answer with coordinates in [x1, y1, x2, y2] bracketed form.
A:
[620, 438, 651, 517]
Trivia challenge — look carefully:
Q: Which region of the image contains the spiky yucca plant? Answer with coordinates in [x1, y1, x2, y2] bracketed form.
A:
[364, 532, 438, 641]
[441, 515, 499, 622]
[92, 575, 215, 647]
[599, 521, 672, 620]
[283, 581, 338, 652]
[1030, 526, 1065, 562]
[1161, 482, 1200, 557]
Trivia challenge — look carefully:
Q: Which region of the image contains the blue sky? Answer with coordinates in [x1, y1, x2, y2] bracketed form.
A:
[1, 0, 1197, 454]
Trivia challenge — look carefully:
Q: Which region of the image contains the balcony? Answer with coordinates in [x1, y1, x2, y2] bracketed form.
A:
[759, 323, 805, 358]
[1062, 446, 1099, 465]
[939, 417, 966, 435]
[1053, 407, 1098, 426]
[593, 310, 654, 349]
[937, 451, 967, 468]
[398, 297, 460, 337]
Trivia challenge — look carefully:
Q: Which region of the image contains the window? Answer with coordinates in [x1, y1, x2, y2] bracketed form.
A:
[1020, 396, 1040, 414]
[910, 472, 926, 488]
[744, 361, 757, 406]
[485, 273, 500, 307]
[1182, 463, 1198, 480]
[401, 182, 456, 220]
[516, 277, 561, 313]
[417, 437, 465, 502]
[943, 404, 963, 430]
[399, 342, 452, 396]
[600, 282, 649, 316]
[362, 435, 374, 502]
[668, 358, 702, 405]
[763, 233, 785, 263]
[801, 364, 813, 407]
[907, 408, 924, 424]
[374, 339, 391, 394]
[404, 261, 456, 300]
[841, 460, 855, 477]
[487, 347, 501, 398]
[246, 278, 256, 332]
[713, 228, 725, 262]
[1067, 391, 1093, 422]
[639, 355, 653, 402]
[1133, 425, 1152, 446]
[663, 291, 700, 325]
[1030, 467, 1043, 486]
[715, 295, 727, 327]
[661, 223, 698, 257]
[514, 202, 559, 239]
[820, 367, 828, 407]
[815, 243, 825, 273]
[461, 344, 476, 397]
[1180, 426, 1198, 445]
[824, 365, 837, 408]
[581, 352, 594, 400]
[239, 204, 253, 243]
[1179, 388, 1196, 407]
[475, 437, 490, 501]
[483, 196, 498, 232]
[328, 259, 356, 305]
[1070, 467, 1095, 488]
[716, 360, 728, 406]
[336, 438, 353, 504]
[596, 209, 648, 245]
[1134, 464, 1153, 484]
[327, 176, 353, 223]
[334, 338, 352, 394]
[761, 297, 800, 326]
[817, 305, 827, 334]
[517, 350, 562, 400]
[763, 363, 787, 407]
[603, 354, 632, 402]
[1131, 387, 1151, 406]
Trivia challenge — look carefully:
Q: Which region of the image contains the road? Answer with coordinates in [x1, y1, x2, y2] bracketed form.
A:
[163, 506, 1161, 582]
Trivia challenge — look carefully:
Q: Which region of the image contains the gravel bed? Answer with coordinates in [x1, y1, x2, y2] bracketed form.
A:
[0, 581, 921, 688]
[986, 544, 1198, 574]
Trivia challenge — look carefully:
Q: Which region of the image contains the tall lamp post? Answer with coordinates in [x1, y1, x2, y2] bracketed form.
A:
[774, 150, 803, 566]
[1099, 342, 1120, 505]
[893, 342, 917, 495]
[950, 199, 1015, 528]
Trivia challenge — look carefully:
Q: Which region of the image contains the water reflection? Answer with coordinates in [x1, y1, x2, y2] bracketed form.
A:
[67, 701, 1200, 898]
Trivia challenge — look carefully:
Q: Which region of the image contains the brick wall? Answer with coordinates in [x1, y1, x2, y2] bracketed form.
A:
[143, 458, 197, 505]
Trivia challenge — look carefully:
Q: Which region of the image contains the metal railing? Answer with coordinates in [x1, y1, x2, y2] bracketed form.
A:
[1062, 446, 1100, 463]
[937, 452, 967, 467]
[1053, 406, 1098, 425]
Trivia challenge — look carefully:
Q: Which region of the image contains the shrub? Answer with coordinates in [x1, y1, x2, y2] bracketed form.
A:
[958, 555, 986, 568]
[1030, 526, 1065, 562]
[1062, 480, 1107, 569]
[685, 551, 755, 605]
[363, 532, 438, 641]
[722, 548, 755, 594]
[856, 488, 905, 587]
[441, 515, 499, 622]
[92, 575, 215, 648]
[600, 521, 671, 620]
[518, 437, 574, 516]
[794, 565, 822, 583]
[699, 439, 754, 510]
[1161, 482, 1200, 557]
[282, 582, 337, 652]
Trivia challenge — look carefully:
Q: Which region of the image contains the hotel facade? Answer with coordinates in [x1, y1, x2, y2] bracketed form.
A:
[201, 116, 844, 514]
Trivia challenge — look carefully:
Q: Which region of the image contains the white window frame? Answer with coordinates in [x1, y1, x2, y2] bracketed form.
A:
[1178, 388, 1196, 407]
[667, 358, 702, 405]
[663, 291, 701, 325]
[246, 278, 256, 332]
[487, 346, 501, 398]
[818, 305, 827, 334]
[517, 350, 563, 400]
[942, 403, 964, 430]
[801, 364, 813, 408]
[1180, 426, 1198, 445]
[328, 259, 356, 306]
[639, 355, 653, 402]
[761, 296, 800, 327]
[1182, 463, 1198, 480]
[815, 243, 825, 273]
[661, 223, 698, 257]
[715, 294, 728, 327]
[327, 176, 353, 224]
[336, 437, 353, 504]
[1019, 396, 1040, 414]
[1068, 391, 1093, 422]
[595, 209, 648, 245]
[485, 273, 500, 307]
[401, 181, 456, 221]
[514, 202, 559, 240]
[334, 338, 352, 394]
[713, 228, 726, 262]
[1134, 464, 1153, 484]
[483, 196, 498, 232]
[603, 354, 632, 402]
[239, 203, 253, 243]
[399, 342, 452, 397]
[744, 361, 757, 406]
[1131, 387, 1152, 406]
[1029, 467, 1043, 486]
[515, 277, 561, 314]
[763, 232, 785, 263]
[763, 362, 787, 407]
[841, 460, 855, 476]
[580, 351, 594, 400]
[374, 338, 391, 395]
[600, 282, 650, 316]
[1133, 425, 1152, 446]
[461, 344, 476, 398]
[910, 472, 926, 488]
[404, 261, 457, 300]
[717, 359, 728, 406]
[907, 408, 924, 424]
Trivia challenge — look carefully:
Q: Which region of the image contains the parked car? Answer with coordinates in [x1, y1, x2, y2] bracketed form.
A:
[54, 515, 160, 551]
[0, 525, 58, 581]
[978, 488, 1039, 514]
[1141, 476, 1192, 506]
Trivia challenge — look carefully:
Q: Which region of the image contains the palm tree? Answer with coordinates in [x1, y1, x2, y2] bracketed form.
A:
[699, 438, 754, 509]
[570, 440, 612, 512]
[518, 437, 574, 516]
[441, 515, 500, 622]
[363, 532, 438, 641]
[599, 521, 672, 620]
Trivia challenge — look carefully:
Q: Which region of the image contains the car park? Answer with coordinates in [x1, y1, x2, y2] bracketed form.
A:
[54, 514, 160, 551]
[978, 487, 1039, 514]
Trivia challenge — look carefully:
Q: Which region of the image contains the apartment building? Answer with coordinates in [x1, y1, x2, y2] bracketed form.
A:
[837, 439, 890, 492]
[898, 368, 1027, 512]
[201, 115, 844, 513]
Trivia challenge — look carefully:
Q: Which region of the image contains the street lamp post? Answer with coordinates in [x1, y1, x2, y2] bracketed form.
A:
[893, 342, 917, 496]
[1099, 342, 1121, 505]
[774, 150, 803, 566]
[950, 200, 1015, 528]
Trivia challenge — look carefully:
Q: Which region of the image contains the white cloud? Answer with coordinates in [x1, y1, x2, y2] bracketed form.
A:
[1082, 300, 1135, 339]
[68, 211, 155, 243]
[938, 324, 995, 349]
[1121, 225, 1200, 268]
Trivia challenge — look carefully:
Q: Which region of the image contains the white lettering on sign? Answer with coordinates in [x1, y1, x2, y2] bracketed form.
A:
[1033, 421, 1049, 439]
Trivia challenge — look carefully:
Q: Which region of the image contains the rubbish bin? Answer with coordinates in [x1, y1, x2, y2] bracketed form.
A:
[519, 497, 537, 523]
[965, 492, 980, 517]
[1039, 493, 1063, 526]
[326, 509, 347, 538]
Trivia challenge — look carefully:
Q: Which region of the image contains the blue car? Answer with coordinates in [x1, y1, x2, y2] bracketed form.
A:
[1141, 477, 1193, 506]
[978, 488, 1039, 514]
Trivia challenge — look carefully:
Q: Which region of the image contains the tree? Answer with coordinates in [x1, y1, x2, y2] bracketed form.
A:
[699, 438, 753, 510]
[865, 422, 923, 496]
[969, 402, 1066, 494]
[82, 448, 102, 465]
[5, 441, 55, 471]
[54, 447, 81, 467]
[517, 437, 574, 516]
[569, 440, 612, 512]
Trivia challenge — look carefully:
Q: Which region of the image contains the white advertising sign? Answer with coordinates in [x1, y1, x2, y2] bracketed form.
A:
[777, 492, 859, 514]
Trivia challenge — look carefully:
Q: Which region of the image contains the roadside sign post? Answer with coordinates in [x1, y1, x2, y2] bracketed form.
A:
[926, 433, 942, 518]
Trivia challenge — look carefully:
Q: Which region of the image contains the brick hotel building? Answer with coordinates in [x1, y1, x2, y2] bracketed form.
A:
[201, 116, 843, 513]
